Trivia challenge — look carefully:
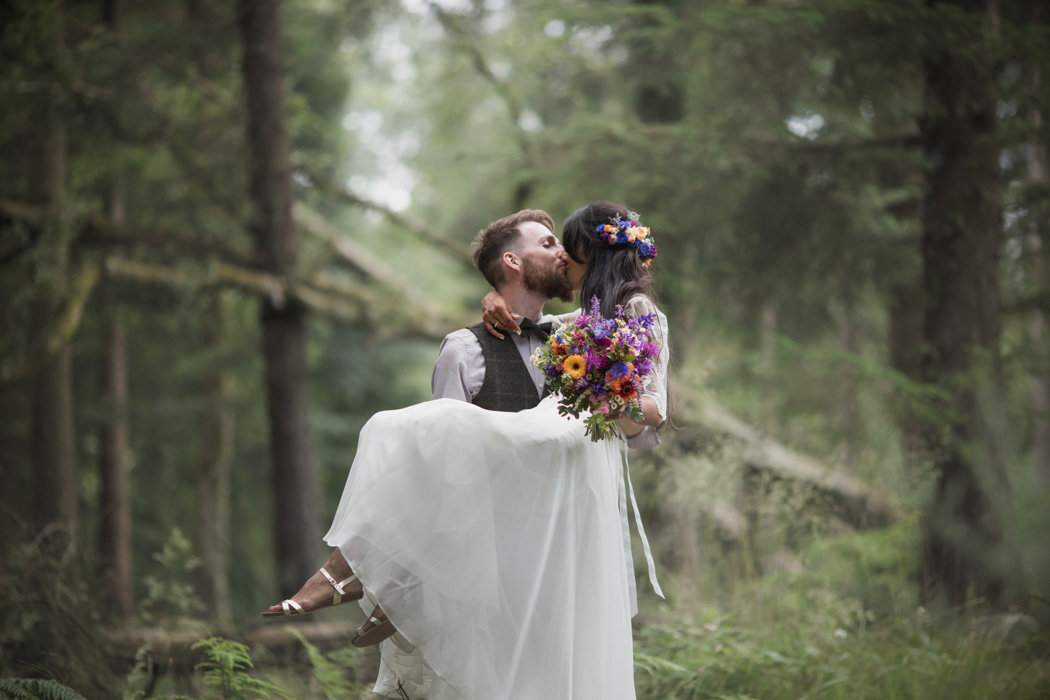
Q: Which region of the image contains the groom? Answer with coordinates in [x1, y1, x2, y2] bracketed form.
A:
[365, 210, 573, 697]
[431, 209, 572, 408]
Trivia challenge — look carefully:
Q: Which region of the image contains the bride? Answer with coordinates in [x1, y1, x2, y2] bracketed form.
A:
[265, 201, 669, 699]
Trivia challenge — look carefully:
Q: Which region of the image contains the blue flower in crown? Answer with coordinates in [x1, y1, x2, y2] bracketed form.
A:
[594, 212, 658, 265]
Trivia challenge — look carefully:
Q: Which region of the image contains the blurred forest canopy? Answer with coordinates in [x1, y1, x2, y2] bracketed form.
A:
[1, 0, 1050, 696]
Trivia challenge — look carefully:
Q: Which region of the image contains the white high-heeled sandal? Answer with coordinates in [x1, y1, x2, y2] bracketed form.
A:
[261, 566, 361, 618]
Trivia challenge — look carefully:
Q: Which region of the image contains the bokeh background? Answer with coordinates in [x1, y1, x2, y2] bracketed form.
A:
[1, 0, 1048, 697]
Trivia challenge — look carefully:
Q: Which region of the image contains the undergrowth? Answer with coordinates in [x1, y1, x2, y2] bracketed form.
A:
[634, 614, 1048, 699]
[633, 519, 1050, 699]
[5, 521, 1046, 698]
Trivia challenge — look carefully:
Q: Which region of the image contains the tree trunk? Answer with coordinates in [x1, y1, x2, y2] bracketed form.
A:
[194, 296, 235, 625]
[238, 0, 322, 595]
[1030, 307, 1050, 488]
[97, 183, 132, 621]
[888, 275, 925, 452]
[32, 344, 78, 553]
[1024, 13, 1050, 488]
[27, 60, 78, 557]
[918, 0, 1020, 608]
[0, 390, 20, 552]
[888, 278, 924, 385]
[94, 0, 133, 624]
[630, 0, 684, 125]
[98, 318, 132, 620]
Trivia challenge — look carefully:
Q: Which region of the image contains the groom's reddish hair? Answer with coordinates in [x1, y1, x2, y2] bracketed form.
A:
[472, 209, 555, 288]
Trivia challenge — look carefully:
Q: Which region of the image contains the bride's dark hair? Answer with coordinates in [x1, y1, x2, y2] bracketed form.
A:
[562, 201, 654, 317]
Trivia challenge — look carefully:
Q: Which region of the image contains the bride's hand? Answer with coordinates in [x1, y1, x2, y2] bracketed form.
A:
[614, 397, 661, 437]
[483, 291, 521, 339]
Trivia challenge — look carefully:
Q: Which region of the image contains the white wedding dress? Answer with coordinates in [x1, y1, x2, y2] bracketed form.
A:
[324, 297, 668, 699]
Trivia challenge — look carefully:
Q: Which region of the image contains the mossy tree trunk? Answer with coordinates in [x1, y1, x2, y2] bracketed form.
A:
[918, 0, 1022, 609]
[98, 184, 133, 621]
[194, 296, 235, 625]
[27, 1, 78, 558]
[1024, 3, 1050, 489]
[238, 0, 322, 595]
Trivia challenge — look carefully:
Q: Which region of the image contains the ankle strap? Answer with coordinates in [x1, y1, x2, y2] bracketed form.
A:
[319, 566, 357, 595]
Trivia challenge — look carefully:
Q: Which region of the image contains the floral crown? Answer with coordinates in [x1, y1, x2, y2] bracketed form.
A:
[595, 212, 657, 266]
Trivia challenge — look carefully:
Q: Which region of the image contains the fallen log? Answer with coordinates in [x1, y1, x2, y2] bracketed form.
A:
[654, 395, 899, 537]
[698, 399, 898, 528]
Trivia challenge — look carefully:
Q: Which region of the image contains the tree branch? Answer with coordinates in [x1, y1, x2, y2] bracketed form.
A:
[0, 200, 50, 265]
[293, 203, 403, 287]
[0, 199, 256, 268]
[0, 198, 477, 386]
[294, 161, 473, 265]
[80, 217, 255, 266]
[0, 263, 102, 386]
[427, 2, 526, 137]
[1002, 290, 1050, 315]
[294, 202, 471, 322]
[101, 256, 462, 342]
[423, 1, 541, 208]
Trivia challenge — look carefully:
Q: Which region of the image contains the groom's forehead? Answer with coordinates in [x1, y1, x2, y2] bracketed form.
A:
[518, 221, 558, 245]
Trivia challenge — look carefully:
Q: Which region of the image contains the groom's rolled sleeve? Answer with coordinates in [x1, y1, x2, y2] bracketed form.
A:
[431, 330, 485, 402]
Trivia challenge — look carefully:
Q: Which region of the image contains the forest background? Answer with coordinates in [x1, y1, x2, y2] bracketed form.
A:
[1, 0, 1049, 698]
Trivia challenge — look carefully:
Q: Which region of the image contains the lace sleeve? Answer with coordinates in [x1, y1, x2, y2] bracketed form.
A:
[624, 295, 669, 423]
[545, 308, 581, 327]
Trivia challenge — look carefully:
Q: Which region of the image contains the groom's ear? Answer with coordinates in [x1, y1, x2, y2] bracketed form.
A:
[502, 251, 521, 274]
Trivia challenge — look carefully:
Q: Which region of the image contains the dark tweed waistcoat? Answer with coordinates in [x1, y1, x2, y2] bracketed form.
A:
[467, 322, 548, 412]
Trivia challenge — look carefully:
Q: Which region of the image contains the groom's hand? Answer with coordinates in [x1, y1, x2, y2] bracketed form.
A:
[482, 291, 521, 339]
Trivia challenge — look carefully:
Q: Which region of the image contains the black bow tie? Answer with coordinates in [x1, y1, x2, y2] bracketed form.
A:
[519, 318, 553, 340]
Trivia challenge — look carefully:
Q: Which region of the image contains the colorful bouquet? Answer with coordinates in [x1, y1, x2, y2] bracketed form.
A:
[532, 296, 659, 441]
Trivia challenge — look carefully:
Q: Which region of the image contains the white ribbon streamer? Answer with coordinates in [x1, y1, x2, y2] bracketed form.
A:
[620, 444, 664, 599]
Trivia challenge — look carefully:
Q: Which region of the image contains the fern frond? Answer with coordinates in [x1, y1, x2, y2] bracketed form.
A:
[290, 630, 354, 699]
[0, 678, 87, 700]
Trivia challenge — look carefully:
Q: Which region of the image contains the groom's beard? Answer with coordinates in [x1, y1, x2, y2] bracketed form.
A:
[523, 258, 573, 302]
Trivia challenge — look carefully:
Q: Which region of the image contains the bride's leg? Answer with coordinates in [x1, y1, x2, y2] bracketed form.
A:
[263, 548, 363, 617]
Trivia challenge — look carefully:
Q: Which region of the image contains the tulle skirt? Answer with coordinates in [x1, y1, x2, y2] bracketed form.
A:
[324, 396, 637, 699]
